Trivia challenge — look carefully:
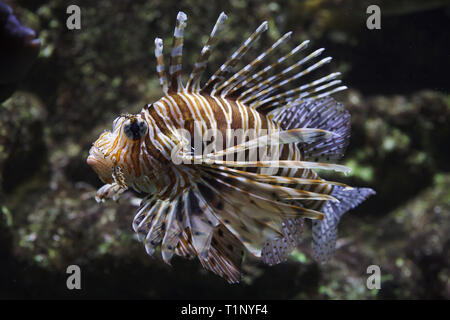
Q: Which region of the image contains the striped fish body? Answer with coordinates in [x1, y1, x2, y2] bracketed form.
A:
[87, 11, 375, 283]
[153, 93, 334, 208]
[90, 93, 332, 205]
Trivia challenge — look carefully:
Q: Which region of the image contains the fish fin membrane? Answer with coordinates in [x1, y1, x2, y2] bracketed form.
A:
[312, 186, 375, 263]
[175, 226, 244, 284]
[197, 176, 285, 257]
[261, 218, 304, 266]
[199, 224, 244, 283]
[132, 196, 173, 256]
[273, 97, 351, 162]
[133, 188, 243, 283]
[95, 183, 126, 202]
[184, 187, 220, 258]
[195, 167, 327, 258]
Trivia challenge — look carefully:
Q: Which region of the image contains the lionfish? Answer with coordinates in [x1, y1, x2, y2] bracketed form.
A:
[87, 11, 374, 283]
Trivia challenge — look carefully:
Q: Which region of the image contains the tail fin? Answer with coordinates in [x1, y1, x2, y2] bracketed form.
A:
[312, 186, 375, 263]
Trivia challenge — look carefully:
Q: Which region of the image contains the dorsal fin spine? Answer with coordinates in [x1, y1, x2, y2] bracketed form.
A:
[232, 40, 310, 100]
[240, 48, 326, 104]
[250, 59, 339, 109]
[154, 38, 168, 95]
[256, 72, 342, 110]
[187, 12, 228, 93]
[169, 11, 187, 93]
[202, 21, 268, 95]
[227, 40, 310, 97]
[216, 31, 293, 97]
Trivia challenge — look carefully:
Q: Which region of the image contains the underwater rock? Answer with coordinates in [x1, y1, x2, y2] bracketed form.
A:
[0, 91, 47, 194]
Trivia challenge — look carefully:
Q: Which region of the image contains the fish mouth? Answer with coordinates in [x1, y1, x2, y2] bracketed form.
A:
[87, 147, 114, 184]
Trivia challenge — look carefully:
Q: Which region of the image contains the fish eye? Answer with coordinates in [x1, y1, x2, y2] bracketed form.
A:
[123, 118, 148, 140]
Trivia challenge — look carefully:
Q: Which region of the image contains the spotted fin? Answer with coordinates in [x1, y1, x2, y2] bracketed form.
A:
[273, 97, 351, 162]
[312, 186, 375, 263]
[132, 195, 158, 242]
[132, 185, 244, 283]
[261, 218, 304, 266]
[195, 165, 330, 258]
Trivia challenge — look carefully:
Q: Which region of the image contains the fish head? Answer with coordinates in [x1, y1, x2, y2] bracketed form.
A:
[87, 112, 149, 186]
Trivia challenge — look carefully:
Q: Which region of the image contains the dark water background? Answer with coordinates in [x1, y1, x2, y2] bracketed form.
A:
[1, 0, 449, 299]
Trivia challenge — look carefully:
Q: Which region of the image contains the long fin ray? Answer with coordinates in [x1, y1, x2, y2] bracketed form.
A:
[217, 31, 292, 97]
[168, 11, 188, 93]
[242, 53, 332, 106]
[186, 12, 228, 92]
[202, 21, 268, 95]
[209, 165, 352, 189]
[154, 38, 168, 94]
[228, 40, 310, 98]
[202, 168, 338, 203]
[191, 127, 338, 160]
[181, 157, 352, 175]
[197, 177, 289, 257]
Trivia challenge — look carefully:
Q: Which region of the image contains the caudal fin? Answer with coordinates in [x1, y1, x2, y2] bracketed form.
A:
[312, 186, 375, 263]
